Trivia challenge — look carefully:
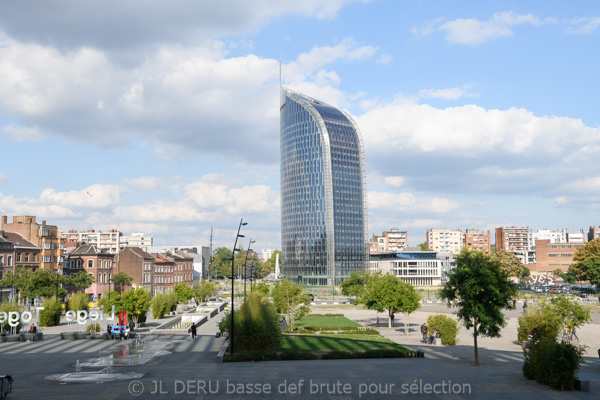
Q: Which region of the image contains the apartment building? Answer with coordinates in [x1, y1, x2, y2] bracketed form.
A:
[63, 243, 115, 299]
[464, 229, 491, 254]
[426, 228, 463, 254]
[151, 253, 175, 295]
[115, 247, 155, 293]
[495, 226, 535, 264]
[121, 232, 153, 251]
[60, 229, 122, 254]
[588, 226, 600, 242]
[1, 215, 62, 272]
[369, 229, 408, 254]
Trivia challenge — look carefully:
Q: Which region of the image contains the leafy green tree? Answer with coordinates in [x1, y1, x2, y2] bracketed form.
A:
[98, 290, 121, 310]
[173, 282, 194, 303]
[554, 268, 576, 284]
[440, 248, 516, 366]
[68, 271, 94, 292]
[194, 280, 216, 302]
[67, 291, 90, 312]
[254, 282, 271, 297]
[271, 279, 310, 329]
[493, 249, 528, 278]
[1, 268, 69, 299]
[119, 287, 151, 323]
[259, 250, 282, 277]
[418, 242, 431, 251]
[571, 238, 600, 281]
[359, 272, 420, 329]
[211, 247, 233, 278]
[582, 258, 600, 286]
[111, 272, 134, 295]
[340, 271, 365, 298]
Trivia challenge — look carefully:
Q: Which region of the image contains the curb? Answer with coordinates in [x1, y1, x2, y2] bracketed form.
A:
[217, 340, 229, 363]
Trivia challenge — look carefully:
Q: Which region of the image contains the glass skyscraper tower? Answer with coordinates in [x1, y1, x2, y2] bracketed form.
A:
[280, 87, 368, 286]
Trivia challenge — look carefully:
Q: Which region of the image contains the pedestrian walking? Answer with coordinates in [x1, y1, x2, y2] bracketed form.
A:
[523, 300, 528, 313]
[420, 322, 428, 342]
[512, 298, 516, 309]
[390, 313, 395, 326]
[190, 323, 197, 340]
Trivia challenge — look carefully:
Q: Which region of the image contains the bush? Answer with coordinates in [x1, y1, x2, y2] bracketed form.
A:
[151, 293, 168, 319]
[219, 292, 281, 352]
[0, 301, 22, 333]
[86, 322, 101, 332]
[523, 338, 584, 390]
[67, 292, 90, 312]
[39, 296, 62, 327]
[225, 350, 278, 362]
[427, 314, 458, 345]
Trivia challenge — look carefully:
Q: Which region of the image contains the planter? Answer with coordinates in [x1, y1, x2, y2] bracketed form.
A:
[60, 332, 78, 340]
[0, 336, 6, 343]
[19, 332, 43, 341]
[91, 333, 110, 340]
[75, 332, 91, 340]
[6, 335, 21, 342]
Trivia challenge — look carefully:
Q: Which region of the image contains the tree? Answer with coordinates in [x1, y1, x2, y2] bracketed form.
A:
[359, 272, 420, 330]
[260, 250, 282, 277]
[211, 247, 233, 278]
[173, 282, 194, 303]
[440, 249, 516, 366]
[582, 258, 600, 286]
[554, 268, 576, 284]
[271, 279, 310, 329]
[111, 272, 134, 294]
[68, 271, 94, 292]
[571, 238, 600, 281]
[493, 249, 528, 278]
[0, 268, 68, 299]
[120, 287, 151, 323]
[418, 242, 431, 251]
[340, 271, 365, 298]
[194, 280, 216, 302]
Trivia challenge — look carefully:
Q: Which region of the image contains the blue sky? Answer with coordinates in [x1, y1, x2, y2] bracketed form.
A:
[0, 0, 599, 251]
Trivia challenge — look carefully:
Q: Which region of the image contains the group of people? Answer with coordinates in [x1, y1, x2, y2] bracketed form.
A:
[420, 322, 438, 344]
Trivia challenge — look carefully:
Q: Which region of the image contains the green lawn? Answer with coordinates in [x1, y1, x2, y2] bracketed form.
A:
[294, 315, 360, 329]
[280, 333, 408, 352]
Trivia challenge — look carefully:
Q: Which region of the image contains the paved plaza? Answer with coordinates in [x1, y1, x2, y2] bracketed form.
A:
[1, 303, 599, 399]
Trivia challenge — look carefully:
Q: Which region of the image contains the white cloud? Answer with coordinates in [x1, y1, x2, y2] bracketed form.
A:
[418, 85, 478, 100]
[385, 176, 405, 188]
[368, 191, 459, 214]
[414, 12, 550, 45]
[125, 177, 165, 191]
[357, 100, 600, 156]
[376, 54, 393, 65]
[2, 124, 44, 142]
[566, 17, 600, 35]
[0, 172, 7, 182]
[40, 184, 127, 209]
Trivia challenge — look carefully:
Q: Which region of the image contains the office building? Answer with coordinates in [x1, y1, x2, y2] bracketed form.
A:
[280, 87, 368, 285]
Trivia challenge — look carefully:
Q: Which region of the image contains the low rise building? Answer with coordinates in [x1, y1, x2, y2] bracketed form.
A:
[369, 249, 453, 286]
[530, 240, 583, 274]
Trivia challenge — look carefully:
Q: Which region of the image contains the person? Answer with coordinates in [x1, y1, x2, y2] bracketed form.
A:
[390, 313, 395, 326]
[190, 323, 197, 340]
[1, 328, 6, 336]
[29, 324, 37, 333]
[428, 329, 436, 344]
[513, 299, 517, 309]
[107, 324, 112, 336]
[129, 320, 135, 332]
[523, 300, 528, 312]
[420, 322, 428, 342]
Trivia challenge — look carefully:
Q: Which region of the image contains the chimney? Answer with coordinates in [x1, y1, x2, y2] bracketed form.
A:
[1, 216, 6, 225]
[0, 230, 4, 237]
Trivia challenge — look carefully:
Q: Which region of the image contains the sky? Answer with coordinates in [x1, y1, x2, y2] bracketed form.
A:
[0, 0, 599, 252]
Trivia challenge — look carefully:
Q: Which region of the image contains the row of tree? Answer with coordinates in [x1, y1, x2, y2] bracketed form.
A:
[210, 247, 282, 279]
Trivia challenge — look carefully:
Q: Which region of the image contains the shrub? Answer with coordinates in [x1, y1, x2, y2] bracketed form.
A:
[427, 314, 458, 345]
[67, 292, 89, 312]
[219, 292, 281, 352]
[151, 293, 168, 319]
[523, 338, 584, 390]
[86, 322, 101, 332]
[0, 301, 22, 333]
[39, 296, 62, 327]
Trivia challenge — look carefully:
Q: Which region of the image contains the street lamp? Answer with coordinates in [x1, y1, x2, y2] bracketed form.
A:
[243, 239, 255, 300]
[230, 218, 247, 355]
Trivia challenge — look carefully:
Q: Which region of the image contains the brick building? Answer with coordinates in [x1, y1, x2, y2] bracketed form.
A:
[530, 239, 583, 273]
[115, 247, 155, 292]
[495, 226, 535, 264]
[64, 243, 115, 299]
[464, 229, 491, 254]
[1, 215, 62, 272]
[588, 226, 600, 242]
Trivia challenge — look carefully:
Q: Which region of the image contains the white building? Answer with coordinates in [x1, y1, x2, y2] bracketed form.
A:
[121, 232, 153, 251]
[369, 249, 454, 287]
[426, 228, 463, 254]
[59, 229, 122, 254]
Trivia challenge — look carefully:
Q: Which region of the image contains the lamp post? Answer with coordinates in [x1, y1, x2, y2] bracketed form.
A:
[230, 218, 247, 355]
[243, 239, 255, 301]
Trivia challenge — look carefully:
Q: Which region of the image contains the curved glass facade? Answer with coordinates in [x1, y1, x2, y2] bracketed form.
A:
[280, 87, 368, 286]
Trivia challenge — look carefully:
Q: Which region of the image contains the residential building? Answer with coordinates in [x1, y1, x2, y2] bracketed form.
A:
[151, 253, 174, 295]
[115, 247, 155, 292]
[588, 226, 600, 242]
[280, 87, 368, 285]
[463, 229, 491, 254]
[369, 249, 454, 286]
[121, 232, 154, 251]
[426, 228, 463, 254]
[60, 229, 122, 254]
[261, 249, 273, 262]
[64, 243, 115, 299]
[532, 229, 568, 243]
[370, 229, 408, 254]
[1, 215, 62, 271]
[530, 240, 583, 273]
[495, 226, 535, 264]
[0, 231, 41, 301]
[566, 230, 585, 243]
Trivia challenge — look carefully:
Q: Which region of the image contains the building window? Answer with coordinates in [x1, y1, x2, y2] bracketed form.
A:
[88, 260, 93, 268]
[16, 253, 21, 262]
[24, 253, 29, 262]
[7, 256, 12, 266]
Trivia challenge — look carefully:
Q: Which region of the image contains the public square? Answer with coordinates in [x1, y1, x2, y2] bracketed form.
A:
[1, 301, 599, 400]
